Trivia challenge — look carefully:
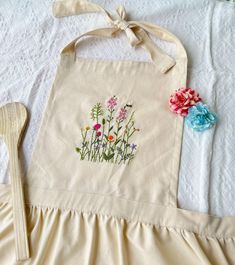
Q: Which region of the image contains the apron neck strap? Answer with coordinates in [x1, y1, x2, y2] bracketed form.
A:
[53, 0, 187, 74]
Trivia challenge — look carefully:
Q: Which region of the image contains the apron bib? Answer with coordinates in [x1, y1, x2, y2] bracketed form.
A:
[0, 1, 235, 264]
[27, 1, 186, 208]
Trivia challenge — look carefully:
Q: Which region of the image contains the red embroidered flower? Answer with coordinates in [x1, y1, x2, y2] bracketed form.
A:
[93, 123, 101, 130]
[169, 87, 202, 116]
[96, 131, 101, 137]
[108, 135, 114, 141]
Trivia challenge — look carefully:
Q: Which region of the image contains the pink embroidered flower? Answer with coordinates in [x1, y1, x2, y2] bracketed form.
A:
[116, 107, 128, 122]
[93, 123, 101, 130]
[169, 87, 202, 116]
[96, 131, 101, 137]
[107, 96, 117, 111]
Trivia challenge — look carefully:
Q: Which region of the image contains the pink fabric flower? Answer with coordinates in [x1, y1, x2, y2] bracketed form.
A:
[93, 123, 101, 130]
[107, 96, 117, 111]
[169, 87, 202, 116]
[116, 107, 128, 122]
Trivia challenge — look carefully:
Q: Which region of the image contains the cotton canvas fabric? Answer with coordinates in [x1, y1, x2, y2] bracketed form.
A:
[0, 1, 235, 264]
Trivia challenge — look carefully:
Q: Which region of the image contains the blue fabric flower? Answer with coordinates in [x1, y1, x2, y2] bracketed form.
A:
[185, 102, 218, 132]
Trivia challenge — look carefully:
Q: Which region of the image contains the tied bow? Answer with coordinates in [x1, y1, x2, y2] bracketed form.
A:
[52, 0, 187, 73]
[108, 5, 141, 47]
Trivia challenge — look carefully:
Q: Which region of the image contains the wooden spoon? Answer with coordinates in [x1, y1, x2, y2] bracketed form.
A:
[0, 102, 29, 260]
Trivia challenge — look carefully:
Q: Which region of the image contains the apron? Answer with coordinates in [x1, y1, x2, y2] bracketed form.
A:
[0, 1, 235, 264]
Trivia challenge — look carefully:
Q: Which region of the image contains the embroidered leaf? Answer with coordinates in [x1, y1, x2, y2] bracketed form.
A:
[109, 125, 113, 132]
[102, 118, 106, 125]
[90, 103, 104, 121]
[102, 152, 108, 160]
[75, 147, 81, 153]
[114, 139, 121, 145]
[107, 153, 115, 160]
[102, 152, 115, 161]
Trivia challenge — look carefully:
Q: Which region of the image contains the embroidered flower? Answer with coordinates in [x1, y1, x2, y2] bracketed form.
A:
[93, 123, 101, 130]
[107, 95, 118, 111]
[169, 87, 202, 116]
[130, 143, 137, 151]
[116, 107, 128, 122]
[75, 96, 139, 165]
[108, 135, 114, 141]
[95, 144, 101, 150]
[96, 131, 102, 137]
[185, 102, 217, 132]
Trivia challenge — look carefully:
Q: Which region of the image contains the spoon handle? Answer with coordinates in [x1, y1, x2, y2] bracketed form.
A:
[6, 134, 30, 261]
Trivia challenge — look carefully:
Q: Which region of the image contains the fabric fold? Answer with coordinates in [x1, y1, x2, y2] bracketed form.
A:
[0, 198, 234, 265]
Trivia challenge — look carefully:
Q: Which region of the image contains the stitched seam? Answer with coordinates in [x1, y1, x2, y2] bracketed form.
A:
[26, 203, 235, 241]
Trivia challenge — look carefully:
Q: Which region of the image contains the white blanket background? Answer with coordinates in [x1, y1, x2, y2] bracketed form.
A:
[0, 0, 235, 216]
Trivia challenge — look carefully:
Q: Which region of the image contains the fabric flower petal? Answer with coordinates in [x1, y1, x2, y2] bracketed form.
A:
[185, 102, 218, 132]
[169, 87, 202, 116]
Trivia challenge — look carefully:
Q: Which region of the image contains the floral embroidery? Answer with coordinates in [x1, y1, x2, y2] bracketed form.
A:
[169, 87, 218, 132]
[185, 102, 218, 132]
[75, 96, 140, 164]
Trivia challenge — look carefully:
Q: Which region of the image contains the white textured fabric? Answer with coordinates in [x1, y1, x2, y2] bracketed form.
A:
[0, 0, 234, 217]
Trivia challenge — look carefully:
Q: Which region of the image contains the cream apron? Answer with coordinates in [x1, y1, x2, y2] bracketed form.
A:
[0, 1, 235, 264]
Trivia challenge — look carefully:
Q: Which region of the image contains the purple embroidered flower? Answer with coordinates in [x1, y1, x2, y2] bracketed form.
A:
[116, 107, 128, 122]
[130, 143, 137, 151]
[93, 123, 101, 130]
[95, 144, 101, 150]
[107, 96, 117, 111]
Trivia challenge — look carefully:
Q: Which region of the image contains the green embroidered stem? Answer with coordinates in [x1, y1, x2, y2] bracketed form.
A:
[102, 109, 114, 158]
[80, 129, 88, 159]
[123, 130, 133, 163]
[91, 137, 98, 161]
[116, 111, 135, 163]
[99, 118, 106, 162]
[88, 130, 95, 160]
[127, 149, 135, 165]
[113, 120, 123, 163]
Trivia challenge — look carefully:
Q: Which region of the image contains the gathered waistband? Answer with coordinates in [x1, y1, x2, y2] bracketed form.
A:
[1, 184, 235, 239]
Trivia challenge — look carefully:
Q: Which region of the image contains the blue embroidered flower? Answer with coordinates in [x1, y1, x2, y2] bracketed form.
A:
[185, 102, 217, 132]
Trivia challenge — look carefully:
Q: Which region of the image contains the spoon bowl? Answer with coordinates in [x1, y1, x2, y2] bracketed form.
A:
[0, 102, 28, 143]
